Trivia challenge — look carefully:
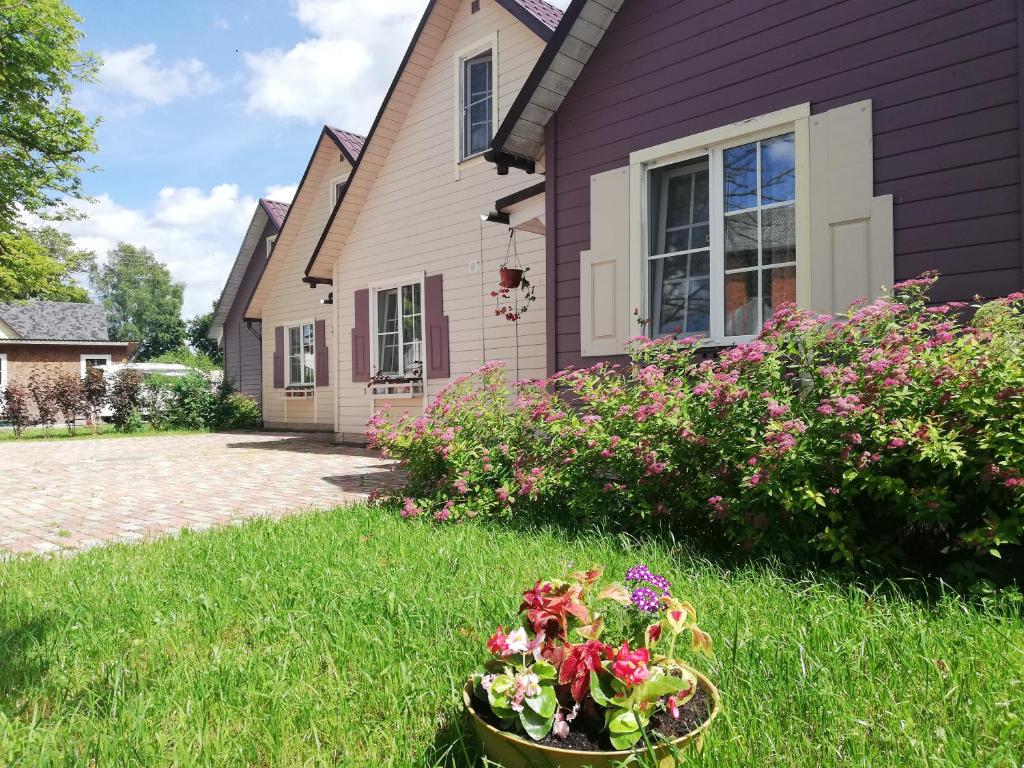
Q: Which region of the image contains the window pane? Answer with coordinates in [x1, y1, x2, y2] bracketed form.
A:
[724, 211, 758, 270]
[762, 205, 796, 265]
[760, 133, 795, 204]
[764, 265, 796, 318]
[649, 251, 711, 336]
[377, 290, 398, 334]
[403, 342, 421, 374]
[724, 141, 757, 212]
[725, 271, 759, 337]
[463, 55, 492, 158]
[378, 333, 399, 374]
[650, 157, 709, 257]
[303, 323, 314, 355]
[403, 313, 422, 346]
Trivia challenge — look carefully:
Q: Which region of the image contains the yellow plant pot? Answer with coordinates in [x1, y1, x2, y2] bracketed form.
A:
[463, 666, 720, 768]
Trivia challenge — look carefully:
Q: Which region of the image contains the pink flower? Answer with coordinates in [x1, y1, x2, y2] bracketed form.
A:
[401, 498, 421, 518]
[610, 643, 651, 687]
[887, 438, 906, 449]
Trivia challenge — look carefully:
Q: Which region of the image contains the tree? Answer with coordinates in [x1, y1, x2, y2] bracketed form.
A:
[186, 306, 223, 365]
[89, 243, 186, 360]
[0, 0, 99, 232]
[0, 225, 94, 301]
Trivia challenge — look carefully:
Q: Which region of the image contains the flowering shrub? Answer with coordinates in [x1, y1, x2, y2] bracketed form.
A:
[471, 567, 713, 750]
[370, 275, 1024, 578]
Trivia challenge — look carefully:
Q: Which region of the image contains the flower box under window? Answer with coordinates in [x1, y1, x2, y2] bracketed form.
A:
[285, 387, 314, 399]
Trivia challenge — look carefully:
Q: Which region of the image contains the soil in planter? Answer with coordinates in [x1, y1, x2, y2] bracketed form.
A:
[472, 687, 711, 753]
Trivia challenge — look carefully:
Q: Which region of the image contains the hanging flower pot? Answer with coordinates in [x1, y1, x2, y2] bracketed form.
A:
[499, 267, 525, 289]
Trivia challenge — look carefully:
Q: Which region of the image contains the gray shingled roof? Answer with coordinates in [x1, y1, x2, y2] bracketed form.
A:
[0, 301, 111, 341]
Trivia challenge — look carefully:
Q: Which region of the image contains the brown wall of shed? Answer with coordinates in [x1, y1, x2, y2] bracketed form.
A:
[548, 0, 1024, 373]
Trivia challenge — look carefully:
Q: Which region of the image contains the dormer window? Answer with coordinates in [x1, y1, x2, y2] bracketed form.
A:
[460, 49, 493, 160]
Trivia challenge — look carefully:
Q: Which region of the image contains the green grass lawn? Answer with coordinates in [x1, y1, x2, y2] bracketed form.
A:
[0, 425, 204, 441]
[0, 505, 1021, 767]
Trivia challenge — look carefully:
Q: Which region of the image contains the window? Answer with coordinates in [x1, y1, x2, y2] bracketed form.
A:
[0, 353, 7, 391]
[374, 282, 422, 378]
[645, 130, 796, 341]
[287, 322, 315, 386]
[460, 50, 493, 160]
[80, 354, 112, 377]
[330, 177, 347, 209]
[266, 235, 277, 259]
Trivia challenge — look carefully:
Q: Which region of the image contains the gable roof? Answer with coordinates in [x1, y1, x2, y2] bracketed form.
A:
[328, 127, 366, 163]
[243, 125, 366, 320]
[489, 0, 623, 167]
[208, 200, 284, 339]
[261, 198, 290, 229]
[303, 0, 563, 283]
[0, 300, 111, 341]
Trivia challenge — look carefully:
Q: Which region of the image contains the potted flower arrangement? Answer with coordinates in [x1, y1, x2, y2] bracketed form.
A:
[465, 566, 720, 768]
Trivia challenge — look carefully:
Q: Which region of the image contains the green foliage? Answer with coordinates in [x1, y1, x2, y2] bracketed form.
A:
[371, 277, 1024, 583]
[0, 0, 99, 231]
[150, 346, 219, 372]
[0, 225, 93, 302]
[89, 243, 186, 360]
[216, 391, 261, 430]
[108, 368, 143, 432]
[186, 307, 222, 365]
[0, 505, 1020, 766]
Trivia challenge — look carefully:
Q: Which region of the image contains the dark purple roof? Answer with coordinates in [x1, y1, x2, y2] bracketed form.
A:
[510, 0, 563, 31]
[327, 127, 367, 164]
[260, 198, 290, 230]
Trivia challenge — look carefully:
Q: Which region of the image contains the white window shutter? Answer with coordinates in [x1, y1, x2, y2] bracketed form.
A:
[808, 100, 894, 315]
[580, 166, 629, 357]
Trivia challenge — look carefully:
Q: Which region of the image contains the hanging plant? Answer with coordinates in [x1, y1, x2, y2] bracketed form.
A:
[491, 230, 536, 322]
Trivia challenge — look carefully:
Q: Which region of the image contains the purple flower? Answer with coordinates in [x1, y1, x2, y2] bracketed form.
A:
[647, 573, 671, 593]
[625, 564, 652, 583]
[630, 587, 660, 613]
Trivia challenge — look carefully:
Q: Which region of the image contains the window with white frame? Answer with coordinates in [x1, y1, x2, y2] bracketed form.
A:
[460, 50, 493, 160]
[374, 282, 423, 379]
[287, 322, 315, 386]
[80, 353, 112, 377]
[645, 131, 796, 341]
[266, 235, 277, 259]
[330, 177, 347, 209]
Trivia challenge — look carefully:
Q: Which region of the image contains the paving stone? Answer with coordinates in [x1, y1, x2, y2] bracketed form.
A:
[0, 432, 401, 555]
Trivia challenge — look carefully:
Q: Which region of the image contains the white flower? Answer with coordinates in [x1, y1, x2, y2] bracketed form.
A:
[505, 627, 531, 654]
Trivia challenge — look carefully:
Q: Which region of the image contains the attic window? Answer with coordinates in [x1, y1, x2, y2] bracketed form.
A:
[471, 0, 480, 11]
[330, 176, 348, 209]
[266, 235, 277, 258]
[460, 50, 493, 160]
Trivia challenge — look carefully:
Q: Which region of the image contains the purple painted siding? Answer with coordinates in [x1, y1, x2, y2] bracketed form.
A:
[549, 0, 1023, 373]
[222, 218, 275, 407]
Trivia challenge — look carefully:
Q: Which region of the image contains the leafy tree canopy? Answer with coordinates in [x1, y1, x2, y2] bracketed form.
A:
[0, 224, 94, 302]
[186, 307, 223, 365]
[0, 0, 100, 232]
[89, 243, 186, 360]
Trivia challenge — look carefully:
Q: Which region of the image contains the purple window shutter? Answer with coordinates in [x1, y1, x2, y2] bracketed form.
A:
[351, 289, 371, 382]
[314, 318, 329, 387]
[425, 274, 450, 379]
[273, 326, 285, 388]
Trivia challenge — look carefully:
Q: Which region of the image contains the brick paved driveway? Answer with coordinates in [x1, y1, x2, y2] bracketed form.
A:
[0, 432, 399, 555]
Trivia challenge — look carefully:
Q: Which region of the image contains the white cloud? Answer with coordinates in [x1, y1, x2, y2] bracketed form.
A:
[50, 183, 294, 317]
[263, 184, 299, 203]
[213, 17, 231, 30]
[243, 0, 423, 126]
[97, 44, 221, 107]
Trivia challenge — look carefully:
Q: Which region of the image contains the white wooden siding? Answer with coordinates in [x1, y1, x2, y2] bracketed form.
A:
[328, 0, 549, 441]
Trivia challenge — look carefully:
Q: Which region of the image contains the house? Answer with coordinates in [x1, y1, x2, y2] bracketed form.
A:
[207, 197, 289, 410]
[488, 0, 1024, 373]
[244, 126, 365, 432]
[0, 300, 132, 398]
[303, 0, 563, 444]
